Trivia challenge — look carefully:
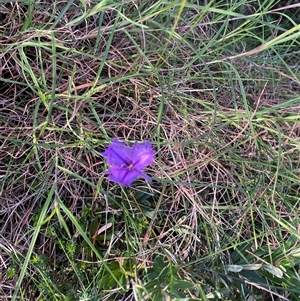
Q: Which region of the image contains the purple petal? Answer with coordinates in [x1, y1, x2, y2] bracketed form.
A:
[101, 138, 132, 166]
[138, 171, 152, 182]
[106, 167, 141, 187]
[132, 141, 155, 170]
[102, 139, 155, 186]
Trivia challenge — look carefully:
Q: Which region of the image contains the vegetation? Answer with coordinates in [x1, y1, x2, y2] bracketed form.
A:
[1, 0, 300, 300]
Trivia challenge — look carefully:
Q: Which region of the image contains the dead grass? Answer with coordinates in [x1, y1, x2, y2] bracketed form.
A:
[1, 1, 300, 300]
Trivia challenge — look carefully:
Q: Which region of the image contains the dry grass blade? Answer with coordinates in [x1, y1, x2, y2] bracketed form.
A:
[1, 0, 300, 300]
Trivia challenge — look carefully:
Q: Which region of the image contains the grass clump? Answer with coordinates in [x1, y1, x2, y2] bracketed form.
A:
[1, 0, 300, 300]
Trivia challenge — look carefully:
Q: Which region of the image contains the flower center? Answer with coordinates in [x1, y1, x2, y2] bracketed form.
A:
[127, 163, 134, 170]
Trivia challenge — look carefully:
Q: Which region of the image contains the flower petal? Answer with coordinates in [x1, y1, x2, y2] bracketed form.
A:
[106, 167, 140, 187]
[102, 139, 155, 186]
[101, 138, 132, 167]
[132, 141, 155, 170]
[138, 171, 152, 182]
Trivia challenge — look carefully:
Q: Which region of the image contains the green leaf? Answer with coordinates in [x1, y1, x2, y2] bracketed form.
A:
[241, 264, 263, 270]
[262, 264, 283, 278]
[171, 279, 194, 290]
[98, 261, 127, 290]
[158, 266, 170, 283]
[153, 256, 167, 273]
[279, 258, 295, 269]
[224, 264, 243, 272]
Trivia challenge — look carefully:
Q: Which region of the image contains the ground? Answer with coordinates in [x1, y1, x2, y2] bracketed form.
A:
[0, 1, 300, 300]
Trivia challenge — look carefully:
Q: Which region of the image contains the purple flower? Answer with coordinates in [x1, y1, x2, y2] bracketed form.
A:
[101, 138, 155, 187]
